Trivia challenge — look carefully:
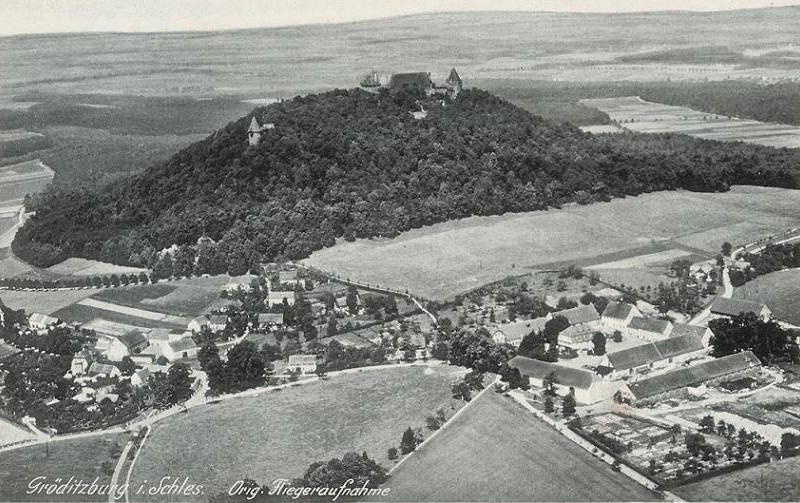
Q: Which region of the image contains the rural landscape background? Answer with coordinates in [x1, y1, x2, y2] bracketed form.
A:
[4, 4, 800, 503]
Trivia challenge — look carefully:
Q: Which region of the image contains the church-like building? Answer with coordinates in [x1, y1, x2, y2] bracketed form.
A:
[247, 117, 275, 146]
[361, 68, 463, 99]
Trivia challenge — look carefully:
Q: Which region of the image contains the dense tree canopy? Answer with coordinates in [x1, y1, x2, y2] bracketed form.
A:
[14, 87, 800, 270]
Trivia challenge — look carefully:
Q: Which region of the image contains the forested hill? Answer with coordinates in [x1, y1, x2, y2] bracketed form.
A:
[12, 88, 800, 273]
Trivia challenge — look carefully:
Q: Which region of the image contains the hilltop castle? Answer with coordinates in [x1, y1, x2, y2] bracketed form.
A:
[247, 117, 275, 146]
[360, 68, 463, 99]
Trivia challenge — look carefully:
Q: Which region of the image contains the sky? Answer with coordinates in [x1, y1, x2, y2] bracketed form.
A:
[2, 0, 800, 36]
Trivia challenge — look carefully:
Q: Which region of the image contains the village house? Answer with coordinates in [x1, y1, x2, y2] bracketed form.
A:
[492, 316, 551, 347]
[277, 270, 304, 289]
[257, 312, 284, 330]
[600, 301, 641, 331]
[130, 368, 151, 388]
[103, 331, 149, 361]
[163, 337, 200, 361]
[96, 385, 119, 403]
[287, 354, 318, 374]
[710, 297, 772, 321]
[625, 317, 673, 341]
[187, 316, 209, 332]
[70, 350, 93, 376]
[268, 290, 296, 307]
[670, 323, 714, 346]
[88, 362, 121, 378]
[28, 312, 59, 331]
[208, 315, 228, 333]
[555, 304, 601, 349]
[603, 333, 706, 379]
[508, 355, 618, 404]
[617, 351, 761, 405]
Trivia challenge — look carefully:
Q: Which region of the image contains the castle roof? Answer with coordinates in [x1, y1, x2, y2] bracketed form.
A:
[447, 68, 461, 83]
[388, 72, 432, 92]
[248, 117, 261, 133]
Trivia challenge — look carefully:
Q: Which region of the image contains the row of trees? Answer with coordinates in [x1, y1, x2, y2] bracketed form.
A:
[708, 312, 800, 364]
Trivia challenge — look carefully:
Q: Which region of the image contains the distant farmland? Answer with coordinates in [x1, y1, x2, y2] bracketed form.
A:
[582, 96, 800, 148]
[305, 186, 800, 300]
[733, 269, 800, 325]
[383, 390, 659, 502]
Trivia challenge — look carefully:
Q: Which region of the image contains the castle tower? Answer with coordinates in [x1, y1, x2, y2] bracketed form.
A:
[446, 68, 463, 99]
[247, 117, 275, 147]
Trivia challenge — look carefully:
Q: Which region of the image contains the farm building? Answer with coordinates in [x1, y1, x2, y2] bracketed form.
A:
[131, 369, 151, 388]
[508, 355, 618, 404]
[208, 315, 228, 333]
[555, 304, 601, 349]
[28, 312, 59, 331]
[163, 337, 199, 361]
[600, 301, 641, 331]
[670, 323, 714, 346]
[257, 312, 284, 329]
[277, 270, 304, 288]
[187, 316, 208, 332]
[318, 332, 374, 351]
[267, 291, 296, 306]
[626, 316, 673, 341]
[0, 339, 20, 361]
[603, 333, 706, 379]
[70, 350, 93, 376]
[618, 351, 761, 405]
[492, 316, 550, 347]
[287, 354, 318, 374]
[88, 362, 121, 378]
[710, 297, 771, 321]
[103, 331, 148, 361]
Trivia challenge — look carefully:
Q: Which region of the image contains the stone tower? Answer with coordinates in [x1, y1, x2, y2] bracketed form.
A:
[247, 117, 274, 147]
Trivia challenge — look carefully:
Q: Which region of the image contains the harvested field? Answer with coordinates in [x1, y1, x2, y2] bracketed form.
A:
[587, 249, 693, 270]
[46, 257, 146, 277]
[51, 302, 186, 330]
[0, 433, 127, 502]
[675, 455, 800, 501]
[733, 269, 800, 326]
[129, 365, 467, 502]
[383, 390, 659, 502]
[305, 187, 800, 300]
[582, 96, 800, 149]
[0, 288, 97, 315]
[76, 298, 190, 325]
[92, 278, 229, 317]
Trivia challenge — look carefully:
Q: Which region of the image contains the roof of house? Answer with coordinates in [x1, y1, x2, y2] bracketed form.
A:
[269, 291, 296, 299]
[319, 332, 374, 350]
[29, 312, 58, 325]
[278, 271, 298, 281]
[495, 317, 549, 343]
[626, 351, 761, 400]
[133, 369, 151, 381]
[607, 333, 705, 371]
[388, 72, 432, 91]
[0, 340, 21, 361]
[288, 354, 317, 365]
[670, 323, 708, 340]
[628, 317, 672, 334]
[208, 315, 227, 325]
[88, 362, 119, 375]
[258, 313, 284, 324]
[148, 328, 173, 341]
[601, 301, 635, 320]
[711, 297, 769, 318]
[508, 356, 595, 390]
[72, 349, 93, 362]
[168, 338, 198, 352]
[118, 331, 148, 349]
[189, 316, 208, 326]
[558, 305, 600, 325]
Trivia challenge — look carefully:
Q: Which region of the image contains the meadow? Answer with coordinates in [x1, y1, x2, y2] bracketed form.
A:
[129, 365, 467, 501]
[582, 96, 800, 149]
[0, 433, 128, 503]
[383, 390, 659, 502]
[305, 187, 800, 300]
[0, 418, 32, 447]
[733, 269, 800, 325]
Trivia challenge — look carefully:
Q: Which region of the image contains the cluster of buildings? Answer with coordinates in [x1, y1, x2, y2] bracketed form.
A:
[360, 68, 463, 100]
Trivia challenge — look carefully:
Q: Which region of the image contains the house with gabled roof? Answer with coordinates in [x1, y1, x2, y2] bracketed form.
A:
[492, 315, 551, 347]
[187, 316, 208, 333]
[131, 368, 151, 388]
[604, 333, 706, 379]
[104, 331, 148, 361]
[208, 315, 228, 333]
[287, 354, 318, 374]
[555, 304, 601, 349]
[600, 301, 641, 331]
[70, 350, 93, 376]
[508, 355, 619, 404]
[88, 362, 121, 378]
[710, 297, 771, 321]
[670, 323, 714, 346]
[163, 337, 199, 361]
[618, 351, 761, 405]
[626, 316, 673, 341]
[267, 291, 296, 307]
[28, 312, 59, 331]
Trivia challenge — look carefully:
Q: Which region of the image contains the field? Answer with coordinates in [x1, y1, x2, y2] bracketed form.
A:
[383, 390, 659, 502]
[582, 96, 800, 148]
[51, 301, 187, 330]
[305, 187, 800, 300]
[0, 418, 32, 447]
[0, 288, 98, 315]
[129, 365, 467, 501]
[0, 433, 128, 502]
[46, 257, 146, 277]
[675, 456, 800, 501]
[733, 269, 800, 325]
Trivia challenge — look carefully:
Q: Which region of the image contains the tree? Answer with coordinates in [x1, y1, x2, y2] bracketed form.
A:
[556, 297, 577, 310]
[709, 313, 795, 364]
[612, 330, 623, 343]
[151, 363, 193, 408]
[388, 447, 398, 460]
[300, 452, 387, 488]
[426, 415, 442, 431]
[225, 341, 269, 390]
[400, 427, 418, 454]
[562, 390, 576, 416]
[346, 286, 359, 315]
[591, 332, 606, 356]
[699, 415, 716, 433]
[451, 380, 471, 402]
[544, 394, 554, 413]
[198, 341, 221, 370]
[118, 356, 136, 375]
[722, 242, 733, 257]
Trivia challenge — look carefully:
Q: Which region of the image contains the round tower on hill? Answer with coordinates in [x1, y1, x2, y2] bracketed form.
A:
[247, 117, 275, 146]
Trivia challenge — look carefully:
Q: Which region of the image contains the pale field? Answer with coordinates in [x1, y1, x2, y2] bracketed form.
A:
[0, 130, 42, 142]
[305, 187, 800, 300]
[0, 288, 98, 315]
[46, 257, 147, 276]
[0, 418, 33, 447]
[76, 298, 191, 325]
[582, 96, 800, 148]
[586, 249, 693, 270]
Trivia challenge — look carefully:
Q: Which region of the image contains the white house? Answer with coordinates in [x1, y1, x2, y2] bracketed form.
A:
[710, 297, 772, 322]
[555, 304, 601, 349]
[508, 355, 619, 404]
[268, 291, 296, 307]
[163, 337, 199, 361]
[28, 313, 59, 331]
[208, 315, 228, 333]
[131, 368, 151, 388]
[187, 316, 209, 333]
[625, 317, 673, 341]
[604, 333, 706, 380]
[257, 312, 284, 330]
[104, 331, 149, 361]
[287, 354, 317, 374]
[492, 316, 550, 347]
[70, 350, 93, 376]
[88, 362, 121, 378]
